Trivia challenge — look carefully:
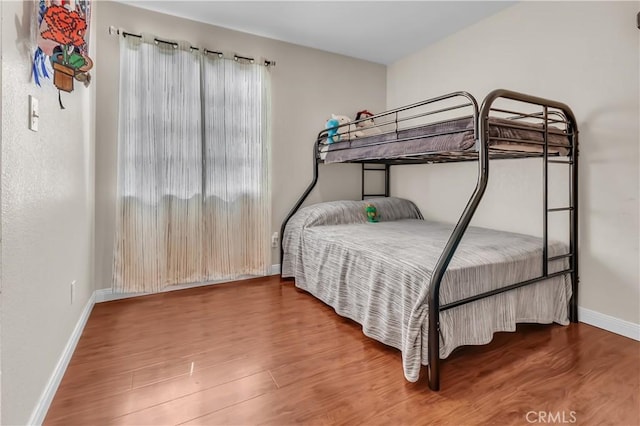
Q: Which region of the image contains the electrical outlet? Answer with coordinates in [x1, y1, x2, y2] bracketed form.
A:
[271, 232, 279, 248]
[70, 280, 76, 304]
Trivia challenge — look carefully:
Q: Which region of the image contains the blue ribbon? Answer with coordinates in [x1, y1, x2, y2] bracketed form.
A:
[32, 1, 50, 87]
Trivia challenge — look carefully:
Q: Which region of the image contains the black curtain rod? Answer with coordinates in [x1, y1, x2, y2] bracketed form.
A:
[204, 49, 224, 57]
[108, 26, 275, 67]
[234, 54, 254, 64]
[154, 37, 178, 48]
[122, 31, 141, 39]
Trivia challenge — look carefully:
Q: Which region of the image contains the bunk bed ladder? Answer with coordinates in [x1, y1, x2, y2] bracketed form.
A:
[543, 105, 580, 323]
[426, 90, 579, 392]
[361, 164, 390, 199]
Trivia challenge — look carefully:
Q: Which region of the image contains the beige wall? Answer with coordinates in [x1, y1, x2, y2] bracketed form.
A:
[387, 2, 639, 324]
[94, 1, 387, 290]
[0, 1, 96, 423]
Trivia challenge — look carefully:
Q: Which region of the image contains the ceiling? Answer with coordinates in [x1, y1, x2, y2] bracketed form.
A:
[115, 1, 515, 65]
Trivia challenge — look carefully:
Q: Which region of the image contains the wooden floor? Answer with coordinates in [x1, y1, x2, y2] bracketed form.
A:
[45, 276, 639, 425]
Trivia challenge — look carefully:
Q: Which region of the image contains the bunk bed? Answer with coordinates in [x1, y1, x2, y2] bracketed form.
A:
[280, 89, 579, 391]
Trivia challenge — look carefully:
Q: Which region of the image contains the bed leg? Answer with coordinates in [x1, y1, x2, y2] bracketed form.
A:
[427, 318, 441, 391]
[569, 273, 579, 323]
[428, 359, 440, 391]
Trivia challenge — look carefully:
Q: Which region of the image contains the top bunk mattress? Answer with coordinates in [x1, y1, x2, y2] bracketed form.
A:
[322, 116, 571, 164]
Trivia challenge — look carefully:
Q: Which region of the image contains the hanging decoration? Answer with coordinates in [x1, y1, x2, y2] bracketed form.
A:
[33, 0, 93, 99]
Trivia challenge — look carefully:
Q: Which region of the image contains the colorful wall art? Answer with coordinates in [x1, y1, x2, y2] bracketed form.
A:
[33, 0, 93, 95]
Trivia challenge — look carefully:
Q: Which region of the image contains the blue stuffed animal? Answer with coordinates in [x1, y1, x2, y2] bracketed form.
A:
[326, 118, 341, 144]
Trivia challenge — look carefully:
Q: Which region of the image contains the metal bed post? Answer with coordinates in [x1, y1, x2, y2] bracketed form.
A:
[385, 164, 391, 197]
[426, 94, 486, 391]
[279, 139, 320, 266]
[361, 164, 365, 200]
[569, 111, 580, 323]
[543, 106, 549, 277]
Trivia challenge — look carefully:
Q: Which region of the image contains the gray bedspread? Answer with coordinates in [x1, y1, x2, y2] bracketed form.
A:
[282, 198, 572, 382]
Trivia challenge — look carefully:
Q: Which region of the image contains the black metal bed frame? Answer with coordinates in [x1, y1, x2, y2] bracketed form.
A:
[280, 89, 579, 391]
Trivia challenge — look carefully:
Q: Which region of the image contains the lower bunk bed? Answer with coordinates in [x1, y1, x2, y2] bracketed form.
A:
[282, 197, 573, 384]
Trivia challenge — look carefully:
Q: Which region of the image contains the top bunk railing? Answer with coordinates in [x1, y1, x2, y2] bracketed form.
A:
[329, 91, 479, 137]
[316, 90, 575, 165]
[317, 92, 479, 162]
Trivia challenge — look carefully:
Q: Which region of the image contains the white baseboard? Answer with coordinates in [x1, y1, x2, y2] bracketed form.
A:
[28, 292, 95, 425]
[94, 287, 132, 303]
[95, 279, 243, 303]
[579, 307, 640, 341]
[96, 264, 282, 303]
[270, 263, 281, 275]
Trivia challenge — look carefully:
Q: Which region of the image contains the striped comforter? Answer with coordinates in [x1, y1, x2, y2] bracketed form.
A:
[282, 198, 572, 382]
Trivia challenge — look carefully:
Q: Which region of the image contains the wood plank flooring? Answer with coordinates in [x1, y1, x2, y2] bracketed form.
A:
[45, 276, 640, 425]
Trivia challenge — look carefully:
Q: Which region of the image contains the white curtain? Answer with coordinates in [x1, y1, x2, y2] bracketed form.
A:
[201, 56, 271, 281]
[113, 36, 271, 293]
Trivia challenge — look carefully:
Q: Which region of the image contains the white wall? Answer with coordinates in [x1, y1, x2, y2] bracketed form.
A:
[387, 2, 639, 325]
[94, 1, 387, 290]
[0, 1, 96, 424]
[0, 2, 3, 421]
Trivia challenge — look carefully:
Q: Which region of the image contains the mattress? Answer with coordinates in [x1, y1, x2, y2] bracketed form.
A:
[282, 198, 572, 382]
[322, 116, 571, 163]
